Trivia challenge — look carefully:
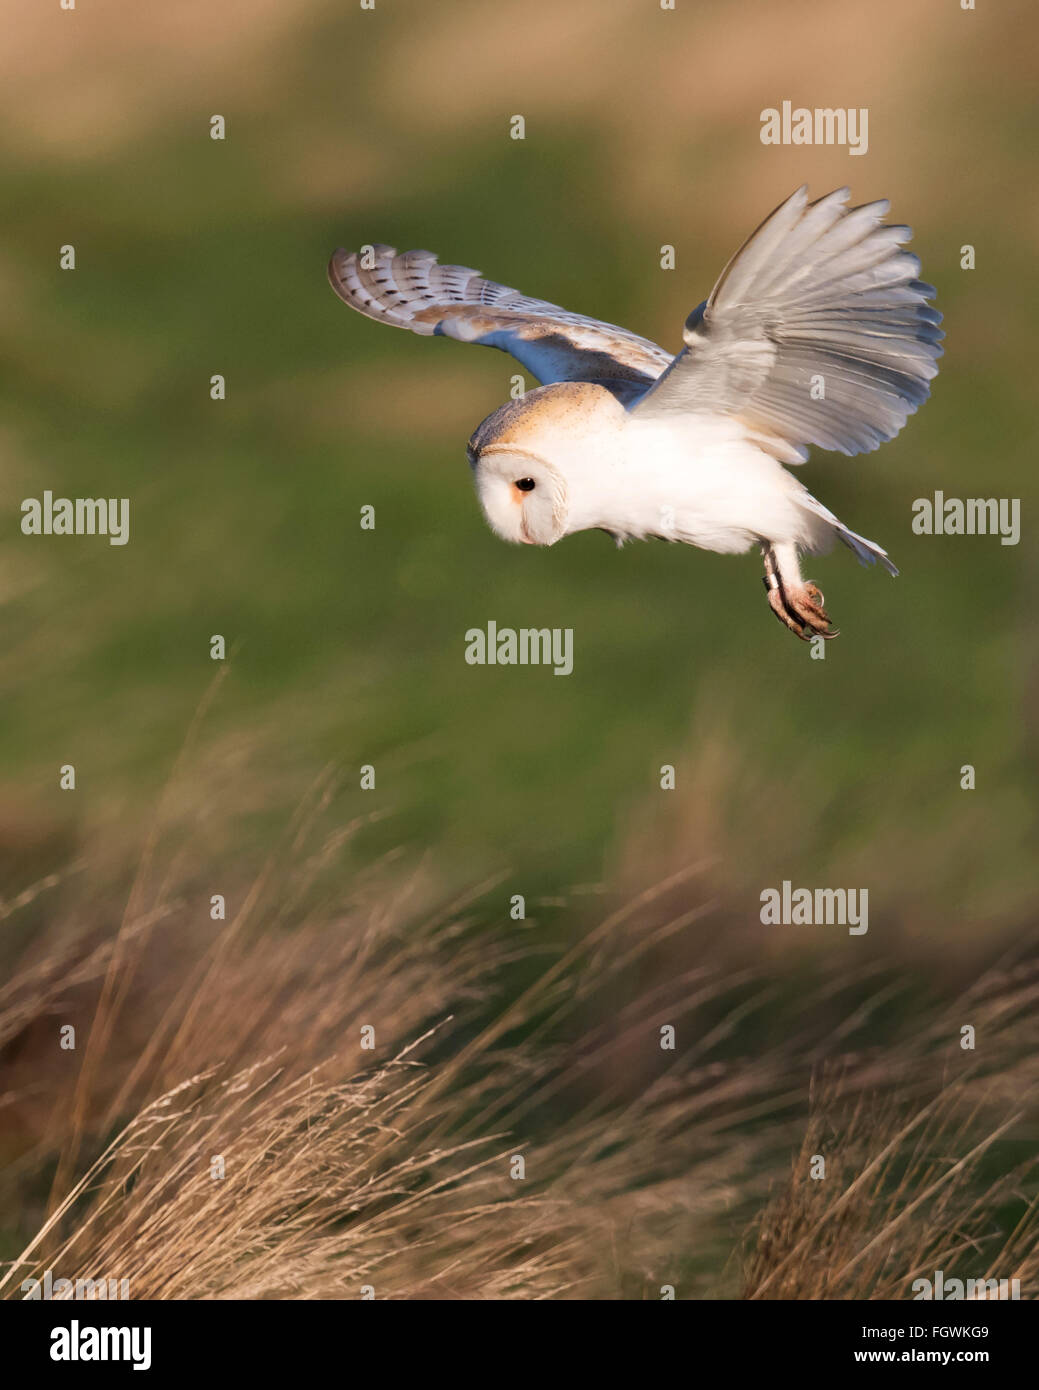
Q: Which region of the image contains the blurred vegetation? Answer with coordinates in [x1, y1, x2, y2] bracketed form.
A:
[0, 0, 1035, 912]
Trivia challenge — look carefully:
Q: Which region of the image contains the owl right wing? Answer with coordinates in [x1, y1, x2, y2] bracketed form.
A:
[328, 244, 673, 388]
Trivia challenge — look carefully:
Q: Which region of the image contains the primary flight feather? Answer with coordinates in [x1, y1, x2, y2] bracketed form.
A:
[328, 186, 943, 639]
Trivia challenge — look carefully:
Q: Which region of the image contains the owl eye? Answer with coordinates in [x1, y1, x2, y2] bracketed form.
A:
[515, 478, 536, 492]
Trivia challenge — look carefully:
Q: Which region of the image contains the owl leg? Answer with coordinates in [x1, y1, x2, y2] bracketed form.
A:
[761, 542, 839, 640]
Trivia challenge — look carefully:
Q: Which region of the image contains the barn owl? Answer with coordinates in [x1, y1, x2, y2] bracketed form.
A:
[328, 187, 942, 639]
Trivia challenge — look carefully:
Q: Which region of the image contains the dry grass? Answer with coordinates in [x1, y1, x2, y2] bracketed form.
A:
[0, 842, 760, 1298]
[744, 1072, 1039, 1300]
[1, 729, 1036, 1300]
[8, 1047, 585, 1301]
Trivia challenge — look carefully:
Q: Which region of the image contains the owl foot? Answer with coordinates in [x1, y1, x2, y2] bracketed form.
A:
[767, 580, 840, 640]
[762, 546, 840, 640]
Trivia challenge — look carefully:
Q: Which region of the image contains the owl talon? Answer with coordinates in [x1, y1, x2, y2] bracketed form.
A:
[763, 564, 840, 641]
[766, 581, 810, 639]
[791, 580, 839, 637]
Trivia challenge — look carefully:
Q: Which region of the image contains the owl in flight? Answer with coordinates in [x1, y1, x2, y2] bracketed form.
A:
[328, 187, 942, 639]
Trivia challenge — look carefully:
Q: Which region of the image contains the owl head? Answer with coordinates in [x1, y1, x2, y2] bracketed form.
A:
[469, 446, 569, 546]
[467, 382, 628, 546]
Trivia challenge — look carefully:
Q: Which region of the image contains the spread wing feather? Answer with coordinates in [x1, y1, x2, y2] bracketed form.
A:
[328, 244, 672, 387]
[634, 187, 944, 462]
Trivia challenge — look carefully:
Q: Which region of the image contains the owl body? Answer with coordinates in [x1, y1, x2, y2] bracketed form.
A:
[470, 380, 836, 559]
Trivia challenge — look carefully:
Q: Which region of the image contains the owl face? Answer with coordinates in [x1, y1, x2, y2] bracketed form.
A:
[470, 446, 570, 546]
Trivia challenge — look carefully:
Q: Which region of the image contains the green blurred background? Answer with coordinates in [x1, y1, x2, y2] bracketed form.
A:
[1, 0, 1035, 932]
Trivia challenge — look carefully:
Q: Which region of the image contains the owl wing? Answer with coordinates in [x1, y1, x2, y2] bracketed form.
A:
[328, 245, 673, 387]
[633, 186, 944, 463]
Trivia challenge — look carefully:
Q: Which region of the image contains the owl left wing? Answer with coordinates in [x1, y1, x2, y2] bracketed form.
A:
[632, 187, 944, 463]
[328, 244, 673, 387]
